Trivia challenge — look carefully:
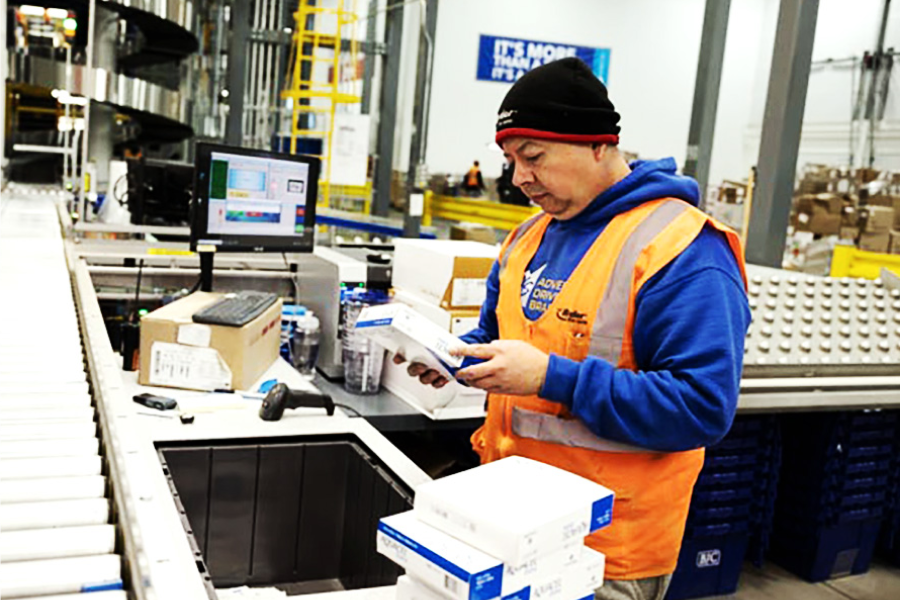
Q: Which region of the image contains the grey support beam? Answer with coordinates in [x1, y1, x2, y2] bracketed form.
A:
[683, 0, 731, 209]
[404, 0, 439, 237]
[361, 0, 379, 115]
[0, 2, 9, 184]
[225, 0, 251, 146]
[372, 0, 404, 217]
[746, 0, 820, 267]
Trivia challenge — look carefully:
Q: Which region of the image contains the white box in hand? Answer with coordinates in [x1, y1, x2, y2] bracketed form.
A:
[377, 511, 581, 600]
[414, 457, 614, 564]
[354, 303, 466, 379]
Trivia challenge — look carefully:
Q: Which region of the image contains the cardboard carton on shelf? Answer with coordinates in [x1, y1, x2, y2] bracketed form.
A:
[890, 230, 900, 255]
[138, 292, 282, 391]
[451, 222, 500, 245]
[859, 206, 894, 233]
[839, 226, 859, 241]
[858, 231, 891, 254]
[393, 239, 497, 309]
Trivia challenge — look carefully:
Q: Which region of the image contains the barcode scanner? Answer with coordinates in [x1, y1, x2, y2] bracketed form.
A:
[259, 383, 335, 421]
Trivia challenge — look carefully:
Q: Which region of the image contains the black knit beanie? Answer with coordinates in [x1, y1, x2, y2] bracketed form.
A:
[495, 57, 621, 146]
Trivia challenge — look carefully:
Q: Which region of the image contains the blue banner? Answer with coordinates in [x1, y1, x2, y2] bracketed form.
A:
[477, 34, 610, 84]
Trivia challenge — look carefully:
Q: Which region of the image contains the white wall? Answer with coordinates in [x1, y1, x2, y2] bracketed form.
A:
[426, 0, 707, 179]
[420, 0, 900, 184]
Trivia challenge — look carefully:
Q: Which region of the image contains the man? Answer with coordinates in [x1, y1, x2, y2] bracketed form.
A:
[461, 160, 485, 196]
[402, 57, 750, 600]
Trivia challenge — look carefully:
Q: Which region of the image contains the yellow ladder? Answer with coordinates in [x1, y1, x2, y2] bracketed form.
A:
[282, 0, 361, 207]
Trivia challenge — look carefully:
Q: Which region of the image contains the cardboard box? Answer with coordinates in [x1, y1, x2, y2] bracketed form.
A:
[393, 240, 497, 308]
[379, 511, 583, 600]
[451, 223, 500, 245]
[393, 288, 481, 336]
[393, 550, 603, 600]
[794, 207, 840, 236]
[860, 206, 894, 233]
[890, 230, 900, 255]
[354, 303, 466, 379]
[382, 358, 486, 418]
[858, 231, 890, 253]
[841, 205, 859, 228]
[414, 457, 614, 564]
[839, 227, 859, 241]
[139, 292, 282, 391]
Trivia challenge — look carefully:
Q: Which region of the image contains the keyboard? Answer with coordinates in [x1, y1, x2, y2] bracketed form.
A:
[192, 291, 279, 327]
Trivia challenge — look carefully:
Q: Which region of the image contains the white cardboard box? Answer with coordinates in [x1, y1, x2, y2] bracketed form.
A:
[393, 288, 481, 336]
[382, 358, 486, 420]
[392, 551, 603, 600]
[354, 304, 466, 378]
[414, 457, 614, 564]
[378, 511, 582, 600]
[392, 240, 497, 309]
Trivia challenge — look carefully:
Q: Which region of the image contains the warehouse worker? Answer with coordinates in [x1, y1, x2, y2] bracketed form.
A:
[401, 58, 750, 600]
[461, 160, 485, 196]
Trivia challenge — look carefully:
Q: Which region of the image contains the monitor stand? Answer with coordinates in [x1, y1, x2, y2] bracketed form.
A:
[199, 249, 215, 292]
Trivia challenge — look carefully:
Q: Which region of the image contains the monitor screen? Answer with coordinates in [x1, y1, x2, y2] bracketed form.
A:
[190, 143, 320, 252]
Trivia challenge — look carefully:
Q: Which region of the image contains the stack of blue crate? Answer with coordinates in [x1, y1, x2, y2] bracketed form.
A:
[877, 413, 900, 566]
[665, 415, 780, 600]
[769, 411, 897, 582]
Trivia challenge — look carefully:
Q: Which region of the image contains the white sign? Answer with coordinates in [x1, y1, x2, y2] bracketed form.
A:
[330, 113, 370, 187]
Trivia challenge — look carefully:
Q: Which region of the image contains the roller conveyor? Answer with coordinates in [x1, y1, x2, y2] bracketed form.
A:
[0, 193, 126, 597]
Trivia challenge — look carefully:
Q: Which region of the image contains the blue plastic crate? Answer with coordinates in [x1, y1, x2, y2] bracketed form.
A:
[665, 534, 749, 600]
[688, 503, 753, 525]
[768, 518, 882, 582]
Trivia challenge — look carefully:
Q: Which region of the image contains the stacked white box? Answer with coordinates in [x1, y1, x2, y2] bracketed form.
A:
[414, 457, 614, 564]
[378, 457, 614, 600]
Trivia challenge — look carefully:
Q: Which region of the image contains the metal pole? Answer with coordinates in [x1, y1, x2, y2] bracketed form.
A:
[683, 0, 731, 210]
[404, 0, 438, 237]
[746, 0, 820, 267]
[226, 0, 251, 146]
[0, 1, 6, 186]
[866, 0, 891, 167]
[372, 0, 404, 216]
[361, 0, 379, 114]
[79, 0, 98, 220]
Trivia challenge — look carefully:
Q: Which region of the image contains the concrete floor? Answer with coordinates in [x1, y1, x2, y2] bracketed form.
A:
[711, 561, 900, 600]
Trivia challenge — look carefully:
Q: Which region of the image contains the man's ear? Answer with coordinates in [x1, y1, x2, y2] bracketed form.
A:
[591, 142, 608, 162]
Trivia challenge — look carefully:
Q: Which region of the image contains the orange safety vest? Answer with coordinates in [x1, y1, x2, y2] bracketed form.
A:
[466, 167, 480, 187]
[471, 198, 747, 580]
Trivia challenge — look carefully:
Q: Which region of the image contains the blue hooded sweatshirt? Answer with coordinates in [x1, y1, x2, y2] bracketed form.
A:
[459, 158, 751, 453]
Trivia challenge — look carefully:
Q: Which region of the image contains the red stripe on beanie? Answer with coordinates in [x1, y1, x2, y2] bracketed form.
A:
[496, 128, 620, 146]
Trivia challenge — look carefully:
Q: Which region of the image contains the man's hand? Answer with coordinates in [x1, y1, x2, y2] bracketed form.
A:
[453, 340, 549, 396]
[392, 354, 450, 389]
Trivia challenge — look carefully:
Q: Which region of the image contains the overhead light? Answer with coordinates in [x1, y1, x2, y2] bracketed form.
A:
[47, 8, 68, 19]
[18, 5, 46, 17]
[58, 116, 85, 131]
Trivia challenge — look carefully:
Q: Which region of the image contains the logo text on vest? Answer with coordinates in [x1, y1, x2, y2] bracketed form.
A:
[556, 308, 588, 325]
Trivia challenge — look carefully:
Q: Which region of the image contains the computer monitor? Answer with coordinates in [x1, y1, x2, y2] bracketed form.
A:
[127, 158, 194, 227]
[190, 143, 320, 253]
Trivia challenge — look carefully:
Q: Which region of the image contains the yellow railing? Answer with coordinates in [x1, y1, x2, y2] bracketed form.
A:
[830, 244, 900, 279]
[424, 193, 539, 230]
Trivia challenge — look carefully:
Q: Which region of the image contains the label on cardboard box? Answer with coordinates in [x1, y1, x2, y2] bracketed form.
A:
[177, 324, 212, 348]
[148, 341, 232, 391]
[452, 278, 488, 307]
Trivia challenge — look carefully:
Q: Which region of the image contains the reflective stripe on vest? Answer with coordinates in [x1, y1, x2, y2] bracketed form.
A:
[589, 200, 689, 365]
[511, 406, 657, 453]
[499, 212, 544, 275]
